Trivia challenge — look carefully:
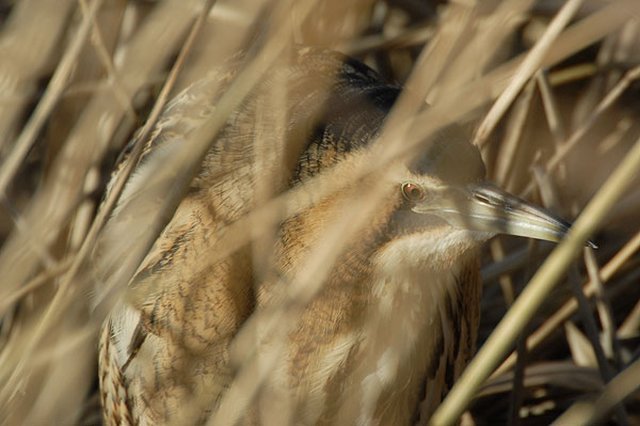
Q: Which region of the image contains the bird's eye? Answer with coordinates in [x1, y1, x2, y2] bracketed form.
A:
[472, 193, 492, 205]
[401, 182, 425, 202]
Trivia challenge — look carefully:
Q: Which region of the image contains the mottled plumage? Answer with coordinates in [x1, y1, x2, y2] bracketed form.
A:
[98, 48, 571, 425]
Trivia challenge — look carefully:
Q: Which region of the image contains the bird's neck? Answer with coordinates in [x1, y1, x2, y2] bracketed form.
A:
[340, 229, 481, 425]
[258, 221, 482, 424]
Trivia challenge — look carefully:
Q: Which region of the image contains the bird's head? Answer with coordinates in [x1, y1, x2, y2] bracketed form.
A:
[282, 50, 585, 264]
[388, 126, 575, 249]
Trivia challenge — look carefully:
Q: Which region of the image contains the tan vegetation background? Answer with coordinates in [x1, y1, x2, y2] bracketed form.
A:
[0, 0, 639, 424]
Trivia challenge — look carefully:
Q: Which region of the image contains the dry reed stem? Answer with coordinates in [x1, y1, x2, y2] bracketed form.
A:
[0, 1, 199, 306]
[521, 64, 640, 199]
[213, 4, 478, 423]
[487, 237, 528, 426]
[492, 79, 536, 189]
[430, 0, 534, 105]
[566, 263, 630, 424]
[79, 0, 217, 307]
[536, 70, 566, 146]
[565, 322, 597, 368]
[0, 0, 76, 148]
[474, 0, 585, 147]
[479, 361, 604, 397]
[165, 1, 639, 282]
[619, 269, 640, 336]
[0, 2, 202, 422]
[94, 1, 335, 422]
[0, 0, 102, 199]
[496, 229, 640, 376]
[554, 356, 640, 426]
[432, 135, 640, 425]
[584, 248, 623, 365]
[0, 0, 639, 424]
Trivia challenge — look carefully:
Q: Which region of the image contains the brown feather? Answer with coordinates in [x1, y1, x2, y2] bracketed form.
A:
[98, 48, 487, 425]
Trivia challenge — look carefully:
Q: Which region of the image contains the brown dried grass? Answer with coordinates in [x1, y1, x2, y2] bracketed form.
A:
[0, 0, 639, 424]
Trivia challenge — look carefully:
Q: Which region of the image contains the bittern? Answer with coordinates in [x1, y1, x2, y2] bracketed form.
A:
[99, 48, 574, 425]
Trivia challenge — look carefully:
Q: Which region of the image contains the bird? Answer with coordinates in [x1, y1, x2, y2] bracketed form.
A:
[98, 47, 575, 425]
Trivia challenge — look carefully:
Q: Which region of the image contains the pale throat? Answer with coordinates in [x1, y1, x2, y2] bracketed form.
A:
[368, 226, 484, 324]
[339, 227, 486, 425]
[376, 226, 488, 273]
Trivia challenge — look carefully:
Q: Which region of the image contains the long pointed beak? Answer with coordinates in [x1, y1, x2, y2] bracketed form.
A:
[411, 181, 595, 247]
